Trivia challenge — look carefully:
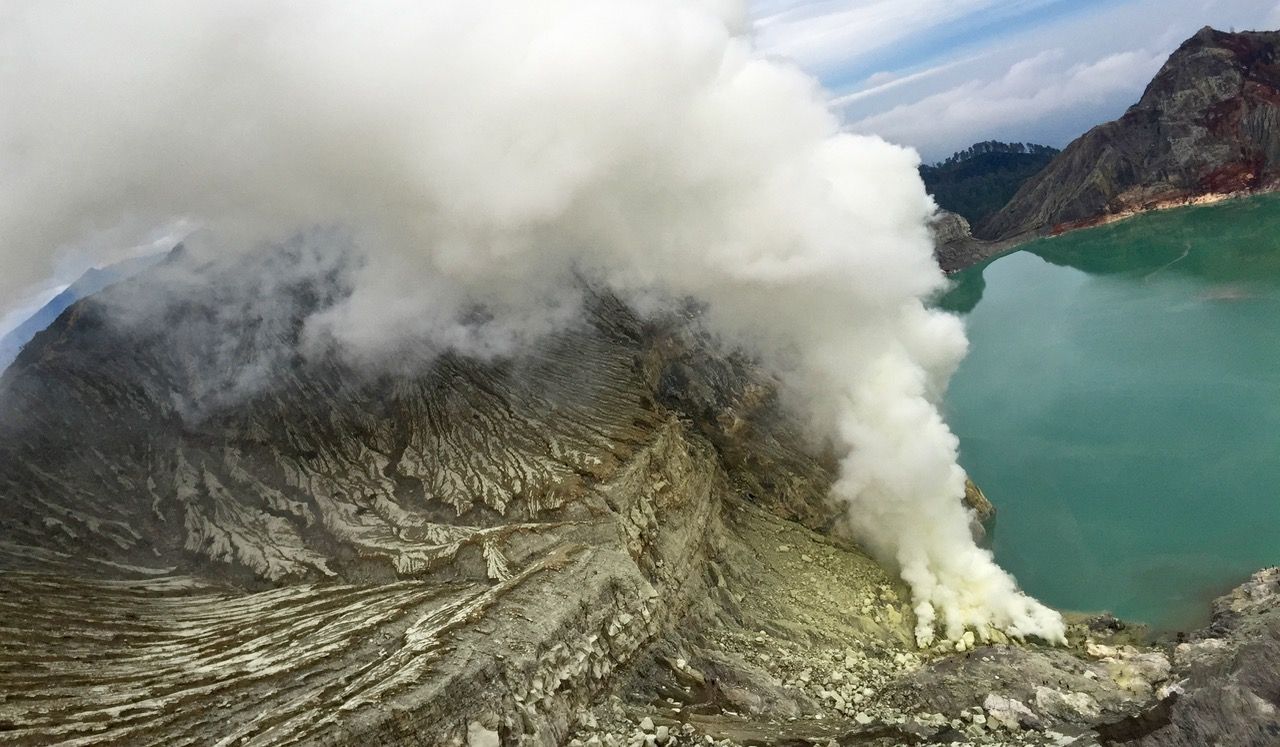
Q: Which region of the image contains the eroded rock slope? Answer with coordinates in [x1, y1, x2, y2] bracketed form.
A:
[0, 251, 1275, 746]
[0, 251, 832, 745]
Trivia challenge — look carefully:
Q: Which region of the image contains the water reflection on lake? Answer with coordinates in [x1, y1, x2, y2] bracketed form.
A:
[940, 193, 1280, 631]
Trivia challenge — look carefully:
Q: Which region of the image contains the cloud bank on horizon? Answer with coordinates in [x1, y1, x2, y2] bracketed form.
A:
[752, 0, 1280, 161]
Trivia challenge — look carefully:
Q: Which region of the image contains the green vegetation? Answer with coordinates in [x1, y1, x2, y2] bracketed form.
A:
[920, 141, 1058, 233]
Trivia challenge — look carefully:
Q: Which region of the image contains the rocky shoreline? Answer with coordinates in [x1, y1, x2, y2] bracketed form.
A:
[558, 560, 1280, 747]
[980, 28, 1280, 245]
[934, 26, 1280, 274]
[932, 184, 1280, 274]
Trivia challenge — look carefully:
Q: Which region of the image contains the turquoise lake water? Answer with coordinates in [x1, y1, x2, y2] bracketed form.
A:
[941, 193, 1280, 632]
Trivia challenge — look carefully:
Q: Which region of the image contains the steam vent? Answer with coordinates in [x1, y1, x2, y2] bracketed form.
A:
[2, 2, 1280, 746]
[0, 258, 1273, 745]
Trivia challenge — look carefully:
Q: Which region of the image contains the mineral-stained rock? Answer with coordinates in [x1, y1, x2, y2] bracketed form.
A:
[887, 643, 1170, 731]
[982, 27, 1280, 244]
[961, 477, 996, 545]
[1123, 567, 1280, 746]
[961, 479, 994, 523]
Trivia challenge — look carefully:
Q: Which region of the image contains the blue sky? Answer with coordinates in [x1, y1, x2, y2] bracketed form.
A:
[751, 0, 1280, 161]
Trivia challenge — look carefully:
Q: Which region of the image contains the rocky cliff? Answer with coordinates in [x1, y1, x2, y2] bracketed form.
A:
[981, 27, 1280, 242]
[929, 210, 1026, 273]
[0, 251, 1275, 746]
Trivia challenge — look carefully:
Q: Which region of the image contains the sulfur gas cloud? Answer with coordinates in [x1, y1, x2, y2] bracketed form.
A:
[0, 0, 1064, 645]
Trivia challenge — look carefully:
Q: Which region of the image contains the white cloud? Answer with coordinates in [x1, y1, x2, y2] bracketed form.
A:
[830, 54, 987, 107]
[750, 0, 1280, 160]
[846, 47, 1166, 158]
[751, 0, 1007, 72]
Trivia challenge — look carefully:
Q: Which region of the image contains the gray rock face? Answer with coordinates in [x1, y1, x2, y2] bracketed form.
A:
[929, 211, 973, 247]
[1125, 567, 1280, 746]
[1, 250, 1277, 745]
[0, 252, 835, 745]
[928, 211, 984, 273]
[982, 27, 1280, 242]
[928, 210, 1023, 273]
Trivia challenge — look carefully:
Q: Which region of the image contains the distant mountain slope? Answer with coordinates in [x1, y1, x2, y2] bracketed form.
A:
[920, 141, 1058, 230]
[0, 252, 166, 372]
[982, 27, 1280, 240]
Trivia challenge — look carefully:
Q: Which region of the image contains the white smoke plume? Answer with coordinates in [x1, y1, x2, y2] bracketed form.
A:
[0, 0, 1065, 645]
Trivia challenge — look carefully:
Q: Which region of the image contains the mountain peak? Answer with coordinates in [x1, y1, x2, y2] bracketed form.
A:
[980, 27, 1280, 241]
[0, 251, 169, 373]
